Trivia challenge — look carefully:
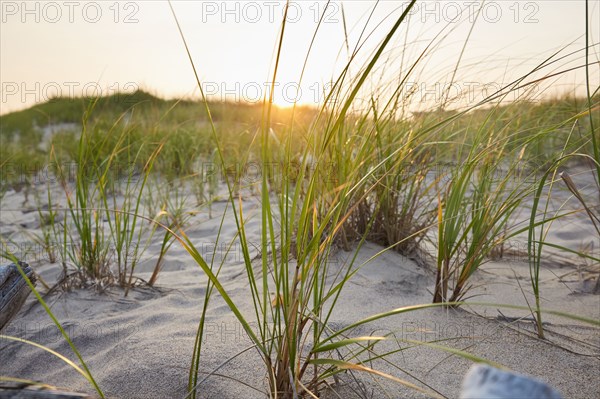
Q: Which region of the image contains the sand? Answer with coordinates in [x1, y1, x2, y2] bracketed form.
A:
[1, 177, 599, 398]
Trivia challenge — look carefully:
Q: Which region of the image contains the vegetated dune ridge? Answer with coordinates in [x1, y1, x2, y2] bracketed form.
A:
[1, 173, 598, 399]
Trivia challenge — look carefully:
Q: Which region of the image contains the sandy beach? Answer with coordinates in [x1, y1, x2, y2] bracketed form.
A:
[1, 176, 598, 399]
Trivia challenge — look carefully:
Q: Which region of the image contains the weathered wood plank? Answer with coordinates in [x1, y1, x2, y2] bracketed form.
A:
[0, 262, 37, 331]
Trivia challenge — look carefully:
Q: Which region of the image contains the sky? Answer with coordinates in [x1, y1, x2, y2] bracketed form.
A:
[1, 0, 599, 114]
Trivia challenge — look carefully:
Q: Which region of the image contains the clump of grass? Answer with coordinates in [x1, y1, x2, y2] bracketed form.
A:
[170, 1, 433, 395]
[45, 99, 164, 291]
[431, 112, 535, 303]
[367, 120, 438, 256]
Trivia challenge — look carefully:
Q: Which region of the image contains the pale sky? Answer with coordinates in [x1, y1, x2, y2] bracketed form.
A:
[1, 1, 598, 114]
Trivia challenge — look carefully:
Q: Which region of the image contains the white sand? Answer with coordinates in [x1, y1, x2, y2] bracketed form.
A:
[1, 180, 599, 398]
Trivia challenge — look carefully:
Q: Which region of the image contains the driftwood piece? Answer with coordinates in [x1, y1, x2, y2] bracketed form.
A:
[460, 364, 563, 399]
[0, 262, 37, 331]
